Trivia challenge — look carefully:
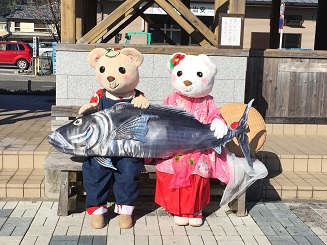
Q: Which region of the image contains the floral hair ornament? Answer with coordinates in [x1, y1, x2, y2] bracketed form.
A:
[105, 47, 121, 58]
[169, 53, 185, 69]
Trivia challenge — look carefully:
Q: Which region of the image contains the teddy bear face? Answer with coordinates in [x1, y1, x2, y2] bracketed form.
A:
[88, 48, 144, 95]
[168, 53, 217, 98]
[95, 53, 139, 94]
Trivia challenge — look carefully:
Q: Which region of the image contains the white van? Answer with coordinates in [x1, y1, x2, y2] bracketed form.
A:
[39, 42, 54, 55]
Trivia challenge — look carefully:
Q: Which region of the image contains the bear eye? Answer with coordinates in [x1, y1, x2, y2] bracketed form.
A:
[99, 66, 105, 73]
[177, 71, 183, 77]
[119, 67, 126, 74]
[197, 72, 203, 77]
[73, 118, 83, 126]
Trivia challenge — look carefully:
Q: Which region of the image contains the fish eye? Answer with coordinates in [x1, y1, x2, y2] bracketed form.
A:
[73, 118, 83, 126]
[197, 72, 203, 77]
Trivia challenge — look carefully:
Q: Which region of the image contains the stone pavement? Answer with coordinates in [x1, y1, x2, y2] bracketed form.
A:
[1, 94, 327, 244]
[0, 200, 325, 245]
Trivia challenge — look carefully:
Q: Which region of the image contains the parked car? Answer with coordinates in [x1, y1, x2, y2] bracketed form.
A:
[0, 41, 32, 70]
[39, 42, 54, 55]
[38, 50, 53, 75]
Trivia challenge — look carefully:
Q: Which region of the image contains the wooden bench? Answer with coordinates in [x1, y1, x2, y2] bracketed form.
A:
[44, 105, 247, 217]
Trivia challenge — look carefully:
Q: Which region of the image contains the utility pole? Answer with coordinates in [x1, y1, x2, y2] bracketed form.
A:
[314, 0, 327, 50]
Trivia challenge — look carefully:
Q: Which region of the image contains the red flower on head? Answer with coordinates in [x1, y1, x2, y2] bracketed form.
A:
[170, 54, 185, 68]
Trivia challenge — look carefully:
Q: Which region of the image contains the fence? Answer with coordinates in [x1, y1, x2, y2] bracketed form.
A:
[245, 49, 327, 124]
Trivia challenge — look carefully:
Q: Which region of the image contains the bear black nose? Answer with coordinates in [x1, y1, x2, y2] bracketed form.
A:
[183, 80, 192, 86]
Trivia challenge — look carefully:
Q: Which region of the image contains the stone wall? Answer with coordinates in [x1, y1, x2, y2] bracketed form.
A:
[55, 44, 249, 106]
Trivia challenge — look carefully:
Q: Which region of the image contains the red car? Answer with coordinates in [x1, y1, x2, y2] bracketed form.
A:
[0, 41, 33, 70]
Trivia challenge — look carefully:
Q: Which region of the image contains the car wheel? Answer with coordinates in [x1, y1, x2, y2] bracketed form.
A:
[16, 59, 29, 70]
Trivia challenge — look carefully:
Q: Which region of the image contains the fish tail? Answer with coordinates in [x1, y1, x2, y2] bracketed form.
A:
[234, 99, 254, 168]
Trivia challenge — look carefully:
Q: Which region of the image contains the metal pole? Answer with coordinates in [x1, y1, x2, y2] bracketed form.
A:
[28, 80, 31, 92]
[279, 29, 283, 49]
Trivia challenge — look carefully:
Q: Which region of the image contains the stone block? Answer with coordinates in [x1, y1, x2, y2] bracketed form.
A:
[56, 51, 91, 76]
[55, 75, 68, 99]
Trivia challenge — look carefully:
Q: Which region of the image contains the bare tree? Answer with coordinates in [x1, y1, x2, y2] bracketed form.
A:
[32, 0, 60, 42]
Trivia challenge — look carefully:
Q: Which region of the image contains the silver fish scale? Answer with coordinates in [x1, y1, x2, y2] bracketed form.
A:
[48, 101, 253, 166]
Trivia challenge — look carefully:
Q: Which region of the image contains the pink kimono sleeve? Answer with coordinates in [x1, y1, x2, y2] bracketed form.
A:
[205, 97, 226, 124]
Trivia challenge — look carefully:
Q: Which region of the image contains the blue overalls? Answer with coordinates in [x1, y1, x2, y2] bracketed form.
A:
[82, 89, 144, 214]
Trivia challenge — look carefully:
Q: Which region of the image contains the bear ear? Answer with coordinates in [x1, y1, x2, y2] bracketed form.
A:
[87, 48, 107, 68]
[198, 54, 217, 76]
[167, 52, 186, 73]
[120, 48, 144, 67]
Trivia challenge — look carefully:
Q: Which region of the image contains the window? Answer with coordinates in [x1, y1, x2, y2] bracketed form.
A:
[0, 44, 5, 50]
[0, 23, 6, 31]
[285, 15, 304, 28]
[283, 33, 301, 49]
[6, 44, 18, 50]
[148, 15, 213, 45]
[34, 23, 47, 32]
[18, 44, 25, 51]
[15, 22, 20, 31]
[148, 15, 181, 44]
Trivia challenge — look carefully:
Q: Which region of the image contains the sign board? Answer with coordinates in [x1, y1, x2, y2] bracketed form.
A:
[218, 14, 244, 49]
[52, 43, 57, 75]
[32, 36, 39, 57]
[141, 2, 215, 16]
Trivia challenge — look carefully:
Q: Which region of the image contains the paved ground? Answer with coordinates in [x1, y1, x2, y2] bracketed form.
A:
[1, 94, 327, 244]
[0, 200, 325, 245]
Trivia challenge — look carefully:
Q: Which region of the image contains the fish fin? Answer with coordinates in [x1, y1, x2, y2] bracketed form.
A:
[236, 132, 253, 169]
[111, 102, 197, 120]
[152, 104, 197, 120]
[94, 157, 117, 170]
[235, 99, 254, 169]
[112, 114, 158, 142]
[213, 145, 222, 154]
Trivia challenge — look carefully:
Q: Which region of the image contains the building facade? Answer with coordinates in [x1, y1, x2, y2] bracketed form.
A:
[101, 0, 318, 49]
[1, 4, 59, 43]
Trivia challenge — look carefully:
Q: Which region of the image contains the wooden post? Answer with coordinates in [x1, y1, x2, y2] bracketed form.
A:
[61, 0, 76, 43]
[269, 0, 280, 49]
[314, 0, 327, 50]
[180, 0, 190, 45]
[229, 0, 246, 14]
[85, 0, 97, 34]
[213, 0, 228, 37]
[75, 0, 84, 41]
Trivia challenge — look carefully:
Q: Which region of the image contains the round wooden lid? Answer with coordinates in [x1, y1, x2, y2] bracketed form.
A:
[220, 102, 266, 157]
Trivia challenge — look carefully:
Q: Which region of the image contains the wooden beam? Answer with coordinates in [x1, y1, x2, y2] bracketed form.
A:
[77, 0, 146, 44]
[229, 0, 246, 14]
[140, 13, 176, 45]
[101, 1, 155, 43]
[61, 0, 76, 44]
[213, 0, 228, 36]
[155, 0, 211, 47]
[167, 0, 218, 47]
